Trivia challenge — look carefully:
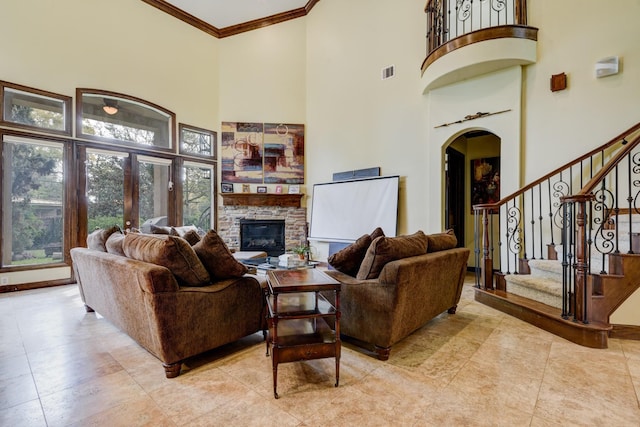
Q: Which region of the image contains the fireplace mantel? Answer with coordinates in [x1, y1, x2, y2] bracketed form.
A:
[221, 193, 303, 208]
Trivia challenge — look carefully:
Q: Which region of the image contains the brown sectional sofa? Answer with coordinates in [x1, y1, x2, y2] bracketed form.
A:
[70, 228, 265, 378]
[325, 229, 470, 360]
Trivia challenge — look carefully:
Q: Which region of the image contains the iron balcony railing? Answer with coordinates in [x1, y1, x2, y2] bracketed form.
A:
[426, 0, 528, 56]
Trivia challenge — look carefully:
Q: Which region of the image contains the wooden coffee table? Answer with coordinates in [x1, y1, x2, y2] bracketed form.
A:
[265, 269, 341, 399]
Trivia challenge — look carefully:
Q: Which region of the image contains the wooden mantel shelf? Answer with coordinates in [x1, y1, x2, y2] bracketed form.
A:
[221, 193, 304, 208]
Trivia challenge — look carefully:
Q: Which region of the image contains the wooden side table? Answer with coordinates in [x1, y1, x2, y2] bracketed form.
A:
[265, 269, 341, 399]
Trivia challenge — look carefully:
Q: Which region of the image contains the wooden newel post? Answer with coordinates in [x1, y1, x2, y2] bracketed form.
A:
[562, 194, 593, 323]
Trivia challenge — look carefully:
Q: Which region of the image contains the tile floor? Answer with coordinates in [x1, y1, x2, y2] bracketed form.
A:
[1, 275, 640, 426]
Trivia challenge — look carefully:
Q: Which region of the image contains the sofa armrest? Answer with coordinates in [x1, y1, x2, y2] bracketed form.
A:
[136, 264, 180, 293]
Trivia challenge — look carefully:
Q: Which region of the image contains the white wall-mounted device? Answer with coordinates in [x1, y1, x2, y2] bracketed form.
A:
[595, 56, 619, 78]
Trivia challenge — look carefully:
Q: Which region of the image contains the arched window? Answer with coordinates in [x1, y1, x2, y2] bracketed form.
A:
[77, 89, 175, 151]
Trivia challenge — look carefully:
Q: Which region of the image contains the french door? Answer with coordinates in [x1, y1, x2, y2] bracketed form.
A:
[82, 147, 174, 237]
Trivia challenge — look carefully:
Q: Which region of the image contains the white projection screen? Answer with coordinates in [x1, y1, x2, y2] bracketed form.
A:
[309, 176, 399, 243]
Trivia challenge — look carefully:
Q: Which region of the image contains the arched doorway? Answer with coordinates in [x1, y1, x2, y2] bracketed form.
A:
[444, 130, 501, 263]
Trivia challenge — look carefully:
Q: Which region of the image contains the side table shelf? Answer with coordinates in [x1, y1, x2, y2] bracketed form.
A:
[265, 269, 341, 399]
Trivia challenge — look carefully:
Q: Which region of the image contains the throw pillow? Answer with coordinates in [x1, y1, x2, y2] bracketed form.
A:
[105, 232, 126, 256]
[356, 230, 428, 280]
[123, 233, 210, 286]
[328, 234, 372, 277]
[193, 229, 248, 280]
[150, 224, 172, 235]
[426, 229, 457, 253]
[370, 226, 385, 241]
[87, 226, 120, 252]
[180, 229, 202, 246]
[170, 225, 199, 237]
[327, 227, 386, 277]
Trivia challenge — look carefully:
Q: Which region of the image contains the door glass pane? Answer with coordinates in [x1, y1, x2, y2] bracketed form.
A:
[86, 151, 126, 231]
[2, 137, 64, 266]
[138, 158, 170, 232]
[183, 163, 213, 230]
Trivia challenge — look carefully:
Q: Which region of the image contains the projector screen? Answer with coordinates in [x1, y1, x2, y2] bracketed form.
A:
[309, 176, 399, 243]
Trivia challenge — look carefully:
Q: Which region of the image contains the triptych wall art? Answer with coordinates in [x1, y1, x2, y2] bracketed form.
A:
[221, 122, 304, 184]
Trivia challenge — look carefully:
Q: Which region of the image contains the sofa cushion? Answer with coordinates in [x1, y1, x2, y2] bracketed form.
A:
[123, 233, 211, 286]
[356, 231, 428, 280]
[87, 226, 120, 252]
[105, 232, 126, 256]
[426, 229, 457, 252]
[193, 230, 248, 280]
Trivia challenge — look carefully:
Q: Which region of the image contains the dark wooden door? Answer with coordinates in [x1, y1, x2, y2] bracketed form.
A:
[445, 146, 465, 247]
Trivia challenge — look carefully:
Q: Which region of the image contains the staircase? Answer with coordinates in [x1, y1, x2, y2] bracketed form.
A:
[472, 122, 640, 348]
[505, 213, 640, 310]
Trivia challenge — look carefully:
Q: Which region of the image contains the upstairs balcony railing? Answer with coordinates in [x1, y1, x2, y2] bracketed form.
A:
[424, 0, 530, 71]
[426, 0, 527, 52]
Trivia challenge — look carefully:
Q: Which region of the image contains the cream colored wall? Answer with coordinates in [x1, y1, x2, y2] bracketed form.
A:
[305, 0, 426, 260]
[0, 0, 220, 285]
[217, 18, 307, 195]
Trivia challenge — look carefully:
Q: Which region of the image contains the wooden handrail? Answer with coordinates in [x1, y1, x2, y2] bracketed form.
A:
[575, 133, 640, 197]
[473, 121, 640, 212]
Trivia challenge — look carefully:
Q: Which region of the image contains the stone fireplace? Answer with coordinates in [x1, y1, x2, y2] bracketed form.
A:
[217, 194, 307, 253]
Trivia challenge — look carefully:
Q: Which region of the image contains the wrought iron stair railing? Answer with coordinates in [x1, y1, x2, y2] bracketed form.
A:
[473, 122, 640, 328]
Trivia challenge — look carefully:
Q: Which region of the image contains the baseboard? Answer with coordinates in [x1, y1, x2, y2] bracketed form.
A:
[610, 324, 640, 341]
[0, 278, 73, 293]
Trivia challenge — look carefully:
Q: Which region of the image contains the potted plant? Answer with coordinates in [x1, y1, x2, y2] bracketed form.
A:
[291, 245, 310, 260]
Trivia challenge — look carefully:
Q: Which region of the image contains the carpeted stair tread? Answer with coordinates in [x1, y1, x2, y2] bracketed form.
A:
[504, 273, 563, 309]
[527, 259, 563, 281]
[505, 273, 562, 297]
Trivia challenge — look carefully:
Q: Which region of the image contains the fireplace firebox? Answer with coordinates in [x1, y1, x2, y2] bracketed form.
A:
[240, 219, 285, 256]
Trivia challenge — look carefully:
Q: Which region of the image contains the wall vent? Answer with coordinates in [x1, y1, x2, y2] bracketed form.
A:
[381, 65, 395, 80]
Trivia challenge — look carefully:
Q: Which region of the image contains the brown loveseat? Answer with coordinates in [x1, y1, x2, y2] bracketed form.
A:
[70, 228, 265, 378]
[324, 229, 470, 360]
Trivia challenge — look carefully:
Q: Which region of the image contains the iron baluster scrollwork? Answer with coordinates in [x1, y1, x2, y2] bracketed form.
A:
[552, 179, 570, 231]
[506, 203, 522, 273]
[456, 0, 472, 23]
[591, 186, 615, 273]
[633, 151, 640, 216]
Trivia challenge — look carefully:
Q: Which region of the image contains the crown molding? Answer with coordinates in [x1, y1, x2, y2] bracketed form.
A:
[141, 0, 320, 39]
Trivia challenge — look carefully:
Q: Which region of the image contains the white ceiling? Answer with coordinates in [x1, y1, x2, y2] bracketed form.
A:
[163, 0, 310, 28]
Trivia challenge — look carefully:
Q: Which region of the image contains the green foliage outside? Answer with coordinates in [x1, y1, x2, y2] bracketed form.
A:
[6, 109, 63, 264]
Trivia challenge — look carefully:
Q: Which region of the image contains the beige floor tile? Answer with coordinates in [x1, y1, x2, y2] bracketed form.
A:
[419, 386, 534, 427]
[447, 358, 543, 414]
[67, 395, 175, 427]
[620, 338, 640, 361]
[0, 398, 47, 427]
[40, 370, 147, 427]
[535, 355, 640, 425]
[29, 341, 125, 397]
[0, 372, 39, 411]
[149, 367, 255, 424]
[187, 390, 301, 427]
